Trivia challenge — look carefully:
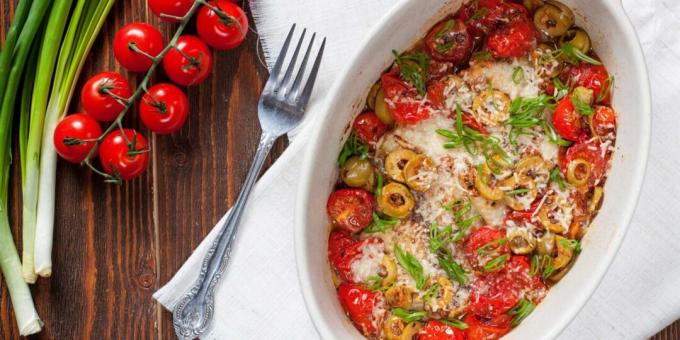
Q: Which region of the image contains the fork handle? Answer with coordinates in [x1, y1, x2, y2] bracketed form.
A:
[173, 131, 278, 338]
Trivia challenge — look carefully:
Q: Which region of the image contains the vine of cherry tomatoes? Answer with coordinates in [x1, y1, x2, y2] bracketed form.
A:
[53, 0, 248, 182]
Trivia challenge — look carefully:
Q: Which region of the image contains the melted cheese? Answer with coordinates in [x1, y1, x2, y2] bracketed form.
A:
[349, 241, 386, 283]
[462, 58, 541, 99]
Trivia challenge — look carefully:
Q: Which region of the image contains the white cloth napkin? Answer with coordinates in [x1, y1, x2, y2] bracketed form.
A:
[154, 0, 680, 339]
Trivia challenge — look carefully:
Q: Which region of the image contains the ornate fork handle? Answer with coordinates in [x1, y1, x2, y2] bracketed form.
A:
[173, 131, 278, 340]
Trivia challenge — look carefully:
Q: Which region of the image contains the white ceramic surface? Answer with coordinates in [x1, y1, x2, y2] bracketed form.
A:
[295, 0, 651, 339]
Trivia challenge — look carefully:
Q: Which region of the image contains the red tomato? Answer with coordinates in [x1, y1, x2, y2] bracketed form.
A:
[505, 198, 541, 223]
[163, 35, 213, 86]
[99, 129, 149, 180]
[464, 314, 512, 340]
[140, 83, 189, 134]
[381, 74, 431, 125]
[196, 0, 249, 50]
[53, 114, 103, 163]
[458, 0, 528, 37]
[552, 96, 585, 142]
[326, 189, 374, 233]
[561, 141, 607, 187]
[486, 20, 537, 58]
[337, 283, 385, 337]
[563, 63, 612, 104]
[328, 230, 382, 282]
[417, 320, 467, 340]
[148, 0, 194, 22]
[352, 112, 388, 144]
[426, 80, 447, 108]
[424, 18, 473, 64]
[464, 226, 509, 271]
[113, 23, 164, 72]
[81, 72, 132, 121]
[591, 106, 617, 137]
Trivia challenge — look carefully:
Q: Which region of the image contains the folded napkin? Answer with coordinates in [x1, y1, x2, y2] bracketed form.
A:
[154, 0, 680, 339]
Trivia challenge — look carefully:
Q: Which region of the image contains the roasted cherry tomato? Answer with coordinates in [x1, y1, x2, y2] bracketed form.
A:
[381, 73, 431, 125]
[424, 18, 473, 64]
[563, 62, 612, 104]
[552, 96, 585, 142]
[505, 198, 541, 222]
[417, 319, 467, 340]
[337, 283, 385, 338]
[196, 0, 249, 50]
[99, 129, 149, 180]
[81, 72, 132, 121]
[113, 23, 164, 72]
[352, 112, 388, 144]
[591, 105, 617, 137]
[487, 20, 537, 58]
[560, 141, 607, 187]
[328, 230, 382, 282]
[148, 0, 194, 22]
[53, 113, 103, 163]
[465, 226, 509, 271]
[163, 35, 213, 86]
[464, 314, 512, 340]
[326, 189, 374, 233]
[140, 83, 189, 134]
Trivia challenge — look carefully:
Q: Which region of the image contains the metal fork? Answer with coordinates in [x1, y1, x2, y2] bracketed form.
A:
[172, 24, 325, 340]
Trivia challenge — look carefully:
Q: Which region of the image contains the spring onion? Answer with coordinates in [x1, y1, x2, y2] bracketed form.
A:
[392, 308, 427, 323]
[34, 0, 115, 277]
[393, 244, 427, 290]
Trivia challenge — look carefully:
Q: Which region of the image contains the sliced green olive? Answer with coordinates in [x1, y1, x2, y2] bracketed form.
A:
[375, 87, 395, 125]
[340, 156, 375, 189]
[385, 149, 418, 182]
[589, 186, 604, 212]
[537, 232, 555, 255]
[385, 285, 415, 309]
[475, 164, 504, 201]
[403, 155, 435, 192]
[559, 27, 591, 54]
[424, 276, 454, 314]
[508, 228, 537, 255]
[523, 0, 545, 13]
[366, 82, 381, 110]
[572, 86, 594, 106]
[382, 256, 397, 288]
[516, 155, 550, 179]
[538, 194, 570, 234]
[400, 322, 423, 340]
[552, 235, 575, 270]
[502, 176, 539, 211]
[472, 90, 511, 126]
[531, 44, 563, 78]
[534, 1, 575, 38]
[383, 316, 407, 340]
[378, 182, 415, 218]
[566, 158, 592, 187]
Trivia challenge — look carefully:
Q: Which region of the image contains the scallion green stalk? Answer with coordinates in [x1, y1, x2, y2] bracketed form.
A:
[34, 0, 115, 276]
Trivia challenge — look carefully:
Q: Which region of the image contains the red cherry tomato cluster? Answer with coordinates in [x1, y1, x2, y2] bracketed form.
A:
[53, 0, 249, 182]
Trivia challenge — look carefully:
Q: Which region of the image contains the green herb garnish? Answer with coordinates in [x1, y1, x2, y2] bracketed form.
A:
[366, 275, 383, 291]
[422, 283, 440, 304]
[394, 244, 427, 290]
[541, 120, 573, 147]
[374, 171, 384, 197]
[512, 66, 524, 84]
[438, 251, 468, 285]
[597, 75, 615, 102]
[552, 77, 570, 100]
[483, 254, 509, 272]
[508, 298, 536, 327]
[392, 308, 427, 323]
[393, 50, 430, 96]
[549, 166, 569, 191]
[337, 133, 369, 167]
[441, 319, 470, 330]
[505, 188, 529, 196]
[559, 42, 602, 65]
[363, 212, 399, 234]
[506, 95, 555, 146]
[472, 50, 492, 61]
[570, 93, 594, 116]
[559, 237, 583, 253]
[477, 238, 508, 255]
[429, 223, 453, 253]
[438, 105, 509, 165]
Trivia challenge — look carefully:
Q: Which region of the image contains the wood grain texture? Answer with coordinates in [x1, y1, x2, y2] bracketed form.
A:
[0, 0, 674, 339]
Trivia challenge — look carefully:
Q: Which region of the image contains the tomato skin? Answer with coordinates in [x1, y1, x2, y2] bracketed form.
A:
[148, 0, 194, 22]
[381, 74, 431, 125]
[564, 63, 612, 104]
[417, 320, 467, 340]
[425, 18, 473, 64]
[163, 35, 213, 86]
[352, 112, 388, 144]
[337, 283, 385, 337]
[196, 0, 249, 50]
[140, 83, 189, 134]
[326, 189, 374, 233]
[464, 314, 512, 340]
[99, 129, 150, 180]
[113, 23, 164, 72]
[591, 106, 617, 137]
[81, 72, 132, 121]
[552, 96, 585, 142]
[464, 226, 509, 271]
[53, 114, 103, 163]
[561, 141, 607, 187]
[328, 230, 382, 282]
[486, 20, 537, 58]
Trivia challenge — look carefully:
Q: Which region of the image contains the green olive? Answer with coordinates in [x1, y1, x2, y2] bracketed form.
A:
[403, 155, 435, 192]
[385, 149, 418, 182]
[534, 1, 575, 38]
[552, 235, 575, 270]
[523, 0, 545, 13]
[508, 228, 537, 255]
[559, 27, 591, 54]
[572, 86, 594, 106]
[474, 164, 504, 201]
[566, 158, 592, 187]
[374, 88, 395, 125]
[537, 232, 555, 255]
[378, 182, 415, 218]
[384, 285, 415, 309]
[501, 175, 538, 211]
[366, 82, 381, 110]
[383, 315, 407, 340]
[340, 156, 375, 189]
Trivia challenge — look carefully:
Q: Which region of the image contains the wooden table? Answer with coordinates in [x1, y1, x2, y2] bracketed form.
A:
[0, 1, 676, 339]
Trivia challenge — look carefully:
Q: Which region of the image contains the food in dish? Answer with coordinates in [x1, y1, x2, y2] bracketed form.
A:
[325, 1, 617, 338]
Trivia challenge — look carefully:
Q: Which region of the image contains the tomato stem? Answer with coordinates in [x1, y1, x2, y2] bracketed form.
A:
[202, 1, 245, 35]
